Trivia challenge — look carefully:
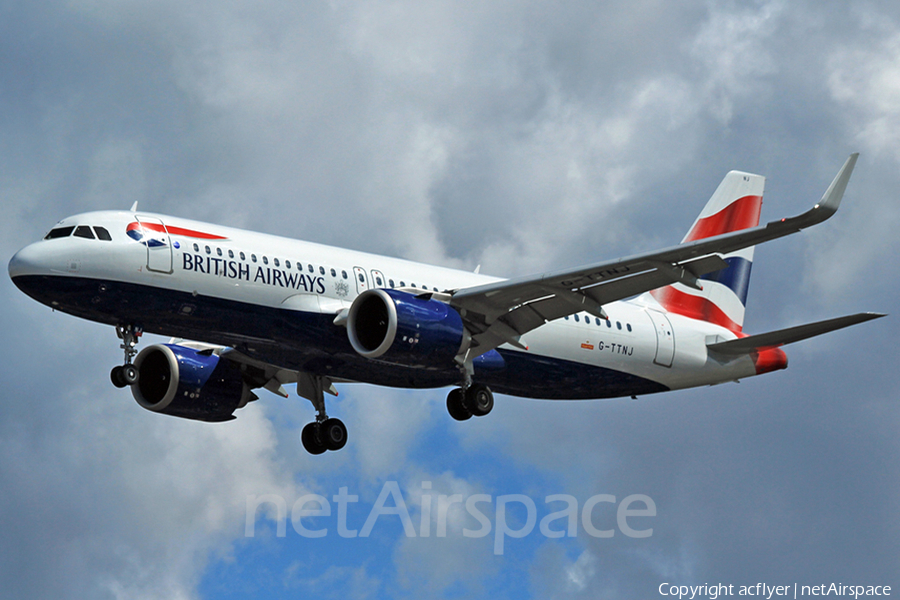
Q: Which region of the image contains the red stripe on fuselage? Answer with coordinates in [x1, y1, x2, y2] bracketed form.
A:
[684, 195, 762, 242]
[128, 221, 227, 240]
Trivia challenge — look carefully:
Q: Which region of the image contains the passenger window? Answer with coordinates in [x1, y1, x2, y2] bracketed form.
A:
[343, 271, 348, 279]
[240, 252, 246, 261]
[627, 323, 632, 332]
[574, 314, 580, 322]
[193, 243, 199, 252]
[595, 318, 601, 326]
[263, 256, 268, 265]
[274, 258, 279, 267]
[389, 279, 395, 287]
[286, 260, 291, 269]
[216, 247, 222, 256]
[228, 250, 234, 259]
[319, 266, 325, 275]
[94, 227, 112, 241]
[375, 277, 382, 286]
[308, 264, 314, 273]
[205, 246, 211, 254]
[617, 322, 622, 330]
[606, 320, 612, 328]
[251, 254, 257, 263]
[331, 268, 336, 277]
[358, 274, 365, 283]
[74, 225, 95, 239]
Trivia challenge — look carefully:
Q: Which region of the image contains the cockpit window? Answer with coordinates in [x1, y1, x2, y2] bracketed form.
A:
[73, 225, 95, 239]
[44, 226, 75, 239]
[94, 227, 112, 241]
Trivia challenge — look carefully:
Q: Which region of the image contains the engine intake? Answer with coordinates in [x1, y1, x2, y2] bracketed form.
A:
[347, 289, 468, 369]
[132, 344, 253, 422]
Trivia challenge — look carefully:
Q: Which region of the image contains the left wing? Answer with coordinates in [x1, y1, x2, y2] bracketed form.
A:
[173, 340, 340, 402]
[449, 154, 858, 360]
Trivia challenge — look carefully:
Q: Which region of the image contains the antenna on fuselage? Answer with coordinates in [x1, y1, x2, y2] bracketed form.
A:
[129, 201, 138, 212]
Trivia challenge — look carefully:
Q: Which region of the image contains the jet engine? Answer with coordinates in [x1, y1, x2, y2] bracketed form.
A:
[347, 289, 468, 369]
[131, 344, 254, 422]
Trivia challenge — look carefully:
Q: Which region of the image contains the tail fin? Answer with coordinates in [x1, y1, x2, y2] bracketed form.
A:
[650, 170, 765, 332]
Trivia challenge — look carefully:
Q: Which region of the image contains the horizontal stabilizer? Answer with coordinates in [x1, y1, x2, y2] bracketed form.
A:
[707, 312, 885, 355]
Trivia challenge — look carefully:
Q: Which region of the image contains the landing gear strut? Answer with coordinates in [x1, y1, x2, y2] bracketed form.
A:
[297, 373, 347, 455]
[110, 324, 142, 388]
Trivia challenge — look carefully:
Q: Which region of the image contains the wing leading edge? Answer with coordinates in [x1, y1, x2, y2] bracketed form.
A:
[449, 154, 860, 360]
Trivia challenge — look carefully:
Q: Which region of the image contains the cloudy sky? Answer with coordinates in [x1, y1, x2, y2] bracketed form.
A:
[2, 0, 899, 598]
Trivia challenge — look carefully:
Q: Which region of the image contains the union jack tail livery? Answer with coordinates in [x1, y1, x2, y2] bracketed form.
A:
[650, 171, 765, 332]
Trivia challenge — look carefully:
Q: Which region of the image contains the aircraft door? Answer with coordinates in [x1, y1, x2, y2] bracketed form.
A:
[370, 270, 386, 289]
[353, 267, 369, 294]
[647, 309, 675, 367]
[135, 215, 173, 274]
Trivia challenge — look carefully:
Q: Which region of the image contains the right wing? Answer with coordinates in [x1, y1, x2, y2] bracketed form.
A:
[448, 154, 859, 359]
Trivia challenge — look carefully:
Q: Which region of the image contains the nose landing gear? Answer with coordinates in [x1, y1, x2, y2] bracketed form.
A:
[110, 324, 142, 388]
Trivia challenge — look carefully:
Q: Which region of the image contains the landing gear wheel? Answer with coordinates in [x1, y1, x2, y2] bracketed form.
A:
[464, 384, 494, 417]
[110, 366, 127, 388]
[111, 324, 143, 390]
[446, 388, 472, 421]
[301, 422, 328, 455]
[297, 374, 345, 455]
[121, 364, 139, 386]
[321, 418, 348, 451]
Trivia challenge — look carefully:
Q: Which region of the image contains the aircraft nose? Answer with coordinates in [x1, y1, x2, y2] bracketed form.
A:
[8, 242, 48, 280]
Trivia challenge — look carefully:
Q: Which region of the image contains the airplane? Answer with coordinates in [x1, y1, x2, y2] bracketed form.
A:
[8, 153, 884, 455]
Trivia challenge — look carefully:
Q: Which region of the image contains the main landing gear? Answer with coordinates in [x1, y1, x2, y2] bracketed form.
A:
[297, 373, 347, 455]
[110, 324, 142, 388]
[446, 383, 494, 421]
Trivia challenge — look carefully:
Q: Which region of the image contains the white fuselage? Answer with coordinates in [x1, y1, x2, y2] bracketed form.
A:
[9, 210, 761, 400]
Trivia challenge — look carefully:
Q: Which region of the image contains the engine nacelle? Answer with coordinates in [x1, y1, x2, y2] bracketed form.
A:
[131, 344, 253, 422]
[347, 289, 468, 369]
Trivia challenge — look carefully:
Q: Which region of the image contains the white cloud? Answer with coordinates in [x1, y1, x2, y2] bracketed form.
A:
[341, 386, 437, 481]
[690, 1, 782, 124]
[799, 21, 900, 304]
[829, 26, 900, 160]
[564, 549, 598, 592]
[391, 470, 500, 594]
[0, 313, 301, 598]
